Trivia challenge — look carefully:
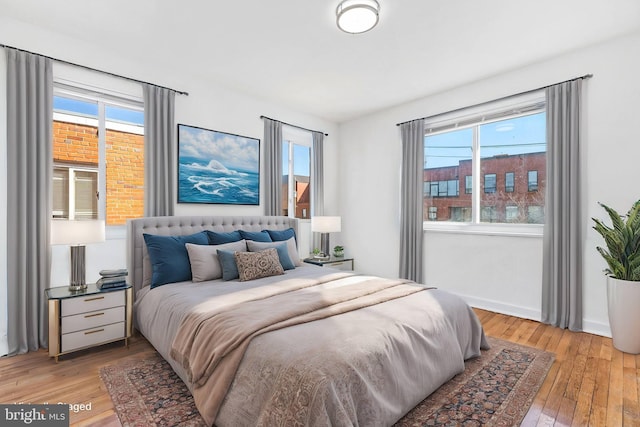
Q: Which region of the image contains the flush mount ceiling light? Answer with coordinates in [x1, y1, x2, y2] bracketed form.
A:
[336, 0, 380, 34]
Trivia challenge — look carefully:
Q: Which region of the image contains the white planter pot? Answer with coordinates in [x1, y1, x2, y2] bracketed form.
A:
[607, 277, 640, 354]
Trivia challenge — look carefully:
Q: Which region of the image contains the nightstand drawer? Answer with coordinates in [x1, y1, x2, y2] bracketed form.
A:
[61, 321, 125, 353]
[61, 306, 125, 334]
[61, 290, 125, 316]
[326, 261, 352, 271]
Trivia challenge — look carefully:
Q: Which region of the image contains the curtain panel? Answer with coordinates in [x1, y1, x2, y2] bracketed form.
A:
[264, 118, 283, 216]
[399, 119, 425, 283]
[6, 48, 53, 355]
[311, 131, 325, 249]
[542, 79, 583, 330]
[143, 84, 175, 217]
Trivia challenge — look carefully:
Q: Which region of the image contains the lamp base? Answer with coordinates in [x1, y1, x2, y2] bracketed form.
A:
[68, 283, 88, 292]
[69, 245, 87, 292]
[320, 233, 330, 258]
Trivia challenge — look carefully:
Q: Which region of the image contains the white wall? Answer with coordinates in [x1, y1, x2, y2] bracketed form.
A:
[0, 17, 339, 354]
[339, 31, 640, 337]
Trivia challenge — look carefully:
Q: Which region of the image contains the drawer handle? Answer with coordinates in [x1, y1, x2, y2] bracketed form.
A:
[84, 296, 105, 302]
[84, 328, 105, 335]
[84, 312, 104, 318]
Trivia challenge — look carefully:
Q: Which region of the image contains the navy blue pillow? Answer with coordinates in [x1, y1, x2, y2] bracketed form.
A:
[144, 231, 209, 288]
[238, 230, 272, 242]
[265, 227, 297, 244]
[206, 230, 242, 245]
[217, 249, 240, 280]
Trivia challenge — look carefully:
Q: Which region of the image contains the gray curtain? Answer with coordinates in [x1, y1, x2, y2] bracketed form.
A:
[264, 118, 282, 216]
[542, 80, 583, 330]
[399, 119, 425, 283]
[311, 131, 324, 248]
[6, 48, 53, 355]
[143, 84, 175, 217]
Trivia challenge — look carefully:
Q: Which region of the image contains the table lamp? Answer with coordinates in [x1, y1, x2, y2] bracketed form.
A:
[311, 216, 341, 257]
[51, 219, 106, 291]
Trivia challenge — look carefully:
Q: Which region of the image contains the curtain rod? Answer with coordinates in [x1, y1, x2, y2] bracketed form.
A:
[1, 43, 189, 96]
[396, 73, 593, 127]
[260, 115, 328, 137]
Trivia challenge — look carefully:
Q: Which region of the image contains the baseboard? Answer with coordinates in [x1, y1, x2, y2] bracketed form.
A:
[450, 291, 612, 338]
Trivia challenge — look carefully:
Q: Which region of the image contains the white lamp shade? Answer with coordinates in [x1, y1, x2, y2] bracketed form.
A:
[336, 0, 380, 34]
[311, 216, 342, 233]
[51, 220, 106, 245]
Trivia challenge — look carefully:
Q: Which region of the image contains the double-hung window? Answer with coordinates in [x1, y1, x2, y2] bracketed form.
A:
[53, 85, 144, 226]
[281, 126, 312, 219]
[423, 92, 546, 226]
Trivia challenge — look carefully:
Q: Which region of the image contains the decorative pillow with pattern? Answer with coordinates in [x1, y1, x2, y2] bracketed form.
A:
[234, 248, 285, 282]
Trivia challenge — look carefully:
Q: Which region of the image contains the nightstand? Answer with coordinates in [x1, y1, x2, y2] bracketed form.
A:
[46, 284, 133, 362]
[303, 256, 354, 271]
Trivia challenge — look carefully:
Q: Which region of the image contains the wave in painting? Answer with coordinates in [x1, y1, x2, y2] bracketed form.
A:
[179, 159, 258, 205]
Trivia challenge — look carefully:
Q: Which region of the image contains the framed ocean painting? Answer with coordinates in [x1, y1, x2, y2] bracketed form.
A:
[177, 124, 260, 205]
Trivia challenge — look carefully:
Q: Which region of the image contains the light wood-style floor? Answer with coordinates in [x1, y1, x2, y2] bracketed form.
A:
[0, 309, 637, 426]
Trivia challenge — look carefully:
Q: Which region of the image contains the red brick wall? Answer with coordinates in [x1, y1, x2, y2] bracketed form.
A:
[53, 121, 98, 164]
[53, 121, 144, 225]
[105, 129, 144, 225]
[423, 152, 546, 222]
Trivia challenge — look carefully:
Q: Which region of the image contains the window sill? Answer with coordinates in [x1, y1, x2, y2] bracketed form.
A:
[423, 221, 543, 238]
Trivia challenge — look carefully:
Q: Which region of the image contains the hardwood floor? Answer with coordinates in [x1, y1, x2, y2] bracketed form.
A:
[0, 309, 637, 426]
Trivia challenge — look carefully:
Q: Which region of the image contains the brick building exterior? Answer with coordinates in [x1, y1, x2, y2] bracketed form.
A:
[53, 119, 144, 225]
[423, 152, 546, 223]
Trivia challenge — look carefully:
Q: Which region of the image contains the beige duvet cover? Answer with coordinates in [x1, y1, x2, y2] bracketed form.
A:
[135, 266, 488, 426]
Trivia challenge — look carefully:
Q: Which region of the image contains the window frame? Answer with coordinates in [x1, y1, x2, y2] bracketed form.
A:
[528, 170, 539, 192]
[53, 83, 144, 236]
[282, 125, 314, 220]
[53, 165, 99, 220]
[505, 172, 515, 193]
[422, 92, 545, 237]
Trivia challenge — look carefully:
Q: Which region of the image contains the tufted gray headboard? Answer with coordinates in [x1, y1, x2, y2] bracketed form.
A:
[126, 215, 298, 298]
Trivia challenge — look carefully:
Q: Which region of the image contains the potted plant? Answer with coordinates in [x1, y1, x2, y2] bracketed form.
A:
[592, 200, 640, 353]
[333, 245, 344, 257]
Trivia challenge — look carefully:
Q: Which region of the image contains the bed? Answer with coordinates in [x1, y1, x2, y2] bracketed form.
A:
[127, 215, 488, 426]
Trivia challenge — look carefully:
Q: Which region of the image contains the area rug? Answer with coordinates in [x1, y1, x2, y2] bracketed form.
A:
[100, 337, 554, 427]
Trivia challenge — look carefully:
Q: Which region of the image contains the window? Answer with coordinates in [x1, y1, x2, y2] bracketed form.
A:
[505, 172, 515, 193]
[450, 207, 471, 222]
[423, 93, 545, 225]
[481, 206, 497, 222]
[423, 180, 459, 198]
[505, 205, 519, 222]
[282, 126, 312, 219]
[528, 170, 538, 191]
[428, 206, 437, 221]
[53, 167, 98, 219]
[53, 90, 144, 226]
[527, 206, 544, 224]
[484, 174, 497, 193]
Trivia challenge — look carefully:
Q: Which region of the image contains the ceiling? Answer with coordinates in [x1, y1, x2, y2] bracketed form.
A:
[2, 0, 640, 123]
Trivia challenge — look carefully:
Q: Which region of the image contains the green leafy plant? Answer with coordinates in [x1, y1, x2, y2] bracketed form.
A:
[592, 200, 640, 281]
[312, 248, 321, 256]
[333, 245, 344, 252]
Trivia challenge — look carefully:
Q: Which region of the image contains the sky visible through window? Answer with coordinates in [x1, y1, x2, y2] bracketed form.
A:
[425, 112, 545, 169]
[54, 96, 144, 126]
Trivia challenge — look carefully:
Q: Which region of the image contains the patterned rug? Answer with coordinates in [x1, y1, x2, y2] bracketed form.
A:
[100, 337, 554, 427]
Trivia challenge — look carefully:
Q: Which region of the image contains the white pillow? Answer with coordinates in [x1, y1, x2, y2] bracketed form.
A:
[246, 237, 301, 266]
[186, 239, 247, 282]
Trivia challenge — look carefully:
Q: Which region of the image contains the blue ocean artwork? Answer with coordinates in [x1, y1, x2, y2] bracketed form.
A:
[178, 125, 260, 205]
